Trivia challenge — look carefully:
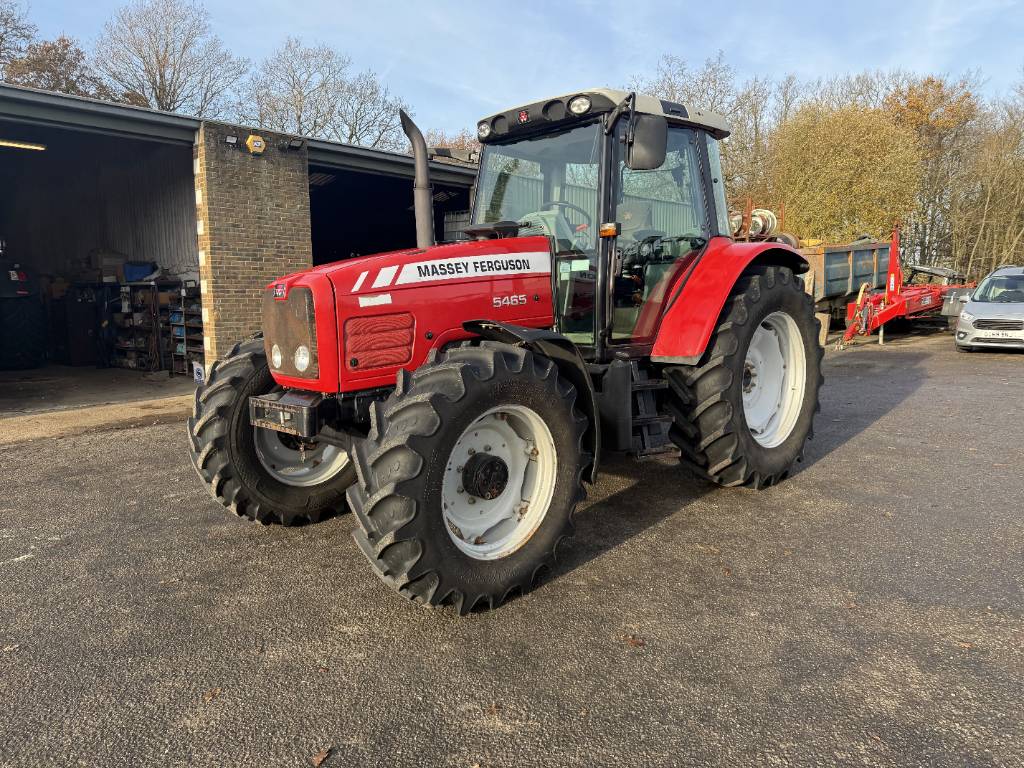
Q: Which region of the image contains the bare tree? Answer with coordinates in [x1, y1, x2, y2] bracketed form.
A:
[335, 69, 410, 150]
[804, 69, 911, 110]
[632, 51, 737, 114]
[236, 37, 349, 136]
[0, 0, 35, 69]
[425, 127, 480, 153]
[4, 35, 115, 99]
[238, 38, 410, 150]
[772, 73, 803, 125]
[93, 0, 247, 116]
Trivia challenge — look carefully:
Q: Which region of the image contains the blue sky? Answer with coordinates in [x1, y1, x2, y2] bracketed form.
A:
[26, 0, 1024, 132]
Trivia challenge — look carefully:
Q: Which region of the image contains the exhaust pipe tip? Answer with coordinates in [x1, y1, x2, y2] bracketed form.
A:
[400, 109, 434, 250]
[399, 108, 415, 135]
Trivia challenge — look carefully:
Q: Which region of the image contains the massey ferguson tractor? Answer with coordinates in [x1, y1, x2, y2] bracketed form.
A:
[188, 89, 823, 613]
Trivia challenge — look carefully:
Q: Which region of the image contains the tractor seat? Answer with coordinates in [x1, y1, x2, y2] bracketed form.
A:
[618, 200, 655, 242]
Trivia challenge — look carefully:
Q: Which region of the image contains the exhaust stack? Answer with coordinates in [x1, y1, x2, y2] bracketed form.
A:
[400, 109, 434, 249]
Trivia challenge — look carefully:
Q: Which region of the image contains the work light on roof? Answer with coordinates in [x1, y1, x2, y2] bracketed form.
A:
[568, 95, 592, 115]
[476, 121, 492, 140]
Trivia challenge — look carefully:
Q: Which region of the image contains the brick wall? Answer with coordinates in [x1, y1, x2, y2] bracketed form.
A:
[194, 121, 313, 363]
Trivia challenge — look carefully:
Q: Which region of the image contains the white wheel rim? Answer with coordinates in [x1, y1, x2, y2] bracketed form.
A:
[253, 427, 349, 487]
[441, 405, 558, 561]
[742, 311, 807, 448]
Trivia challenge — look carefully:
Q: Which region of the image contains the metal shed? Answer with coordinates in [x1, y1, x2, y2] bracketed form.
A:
[0, 83, 474, 411]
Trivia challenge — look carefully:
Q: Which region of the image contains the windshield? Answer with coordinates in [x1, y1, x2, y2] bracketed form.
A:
[972, 274, 1024, 303]
[472, 122, 602, 253]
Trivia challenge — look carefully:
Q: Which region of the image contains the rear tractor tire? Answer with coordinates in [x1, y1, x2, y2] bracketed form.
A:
[187, 339, 354, 525]
[663, 265, 823, 489]
[347, 342, 590, 614]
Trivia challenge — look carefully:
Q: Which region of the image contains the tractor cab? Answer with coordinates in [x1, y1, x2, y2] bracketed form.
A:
[466, 89, 731, 357]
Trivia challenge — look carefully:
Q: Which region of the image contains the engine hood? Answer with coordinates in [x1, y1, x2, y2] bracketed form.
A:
[314, 236, 553, 297]
[966, 300, 1024, 319]
[264, 235, 556, 394]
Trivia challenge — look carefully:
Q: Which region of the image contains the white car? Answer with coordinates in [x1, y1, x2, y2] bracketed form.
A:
[956, 266, 1024, 351]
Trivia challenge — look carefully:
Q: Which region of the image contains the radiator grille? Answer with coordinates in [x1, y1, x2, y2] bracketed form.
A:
[973, 318, 1024, 331]
[262, 287, 318, 378]
[344, 313, 414, 370]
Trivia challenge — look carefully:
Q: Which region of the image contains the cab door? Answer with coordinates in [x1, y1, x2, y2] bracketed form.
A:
[607, 126, 714, 345]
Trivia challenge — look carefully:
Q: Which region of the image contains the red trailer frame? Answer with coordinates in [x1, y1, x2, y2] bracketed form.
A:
[842, 228, 971, 344]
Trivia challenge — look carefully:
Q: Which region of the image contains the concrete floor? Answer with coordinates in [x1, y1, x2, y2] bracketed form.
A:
[0, 365, 196, 417]
[0, 332, 1021, 767]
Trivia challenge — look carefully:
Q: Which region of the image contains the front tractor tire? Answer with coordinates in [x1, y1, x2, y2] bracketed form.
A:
[664, 265, 823, 489]
[347, 342, 590, 614]
[187, 339, 354, 525]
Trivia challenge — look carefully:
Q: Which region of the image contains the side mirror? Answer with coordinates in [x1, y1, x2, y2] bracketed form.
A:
[626, 114, 667, 171]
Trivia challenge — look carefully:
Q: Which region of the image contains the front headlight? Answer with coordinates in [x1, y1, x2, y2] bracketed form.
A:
[271, 344, 283, 369]
[477, 121, 492, 140]
[294, 345, 311, 372]
[959, 310, 975, 323]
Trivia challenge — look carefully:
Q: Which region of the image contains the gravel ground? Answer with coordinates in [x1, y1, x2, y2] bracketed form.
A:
[1, 333, 1021, 767]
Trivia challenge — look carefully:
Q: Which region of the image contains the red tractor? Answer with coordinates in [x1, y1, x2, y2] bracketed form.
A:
[188, 89, 823, 613]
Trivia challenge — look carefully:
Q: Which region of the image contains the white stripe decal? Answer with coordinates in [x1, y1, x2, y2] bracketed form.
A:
[372, 265, 399, 288]
[358, 293, 392, 307]
[394, 251, 550, 286]
[351, 270, 368, 292]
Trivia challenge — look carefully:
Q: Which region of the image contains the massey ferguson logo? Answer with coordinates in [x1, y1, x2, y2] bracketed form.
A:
[273, 283, 286, 298]
[518, 109, 530, 124]
[414, 257, 534, 279]
[350, 251, 551, 292]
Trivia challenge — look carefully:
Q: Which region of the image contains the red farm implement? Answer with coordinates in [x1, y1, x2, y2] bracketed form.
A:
[842, 228, 972, 345]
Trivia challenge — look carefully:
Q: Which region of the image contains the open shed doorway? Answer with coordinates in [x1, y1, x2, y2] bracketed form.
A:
[308, 164, 472, 265]
[0, 118, 198, 415]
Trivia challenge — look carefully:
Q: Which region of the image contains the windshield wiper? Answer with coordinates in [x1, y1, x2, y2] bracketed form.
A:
[604, 92, 636, 135]
[461, 220, 526, 239]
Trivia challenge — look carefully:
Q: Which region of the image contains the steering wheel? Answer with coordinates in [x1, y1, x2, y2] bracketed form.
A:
[541, 200, 592, 230]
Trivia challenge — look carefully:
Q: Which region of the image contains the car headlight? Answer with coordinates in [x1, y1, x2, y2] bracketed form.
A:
[271, 344, 283, 369]
[293, 345, 311, 372]
[959, 310, 975, 323]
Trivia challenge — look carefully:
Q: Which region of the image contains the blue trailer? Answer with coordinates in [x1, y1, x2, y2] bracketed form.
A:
[799, 239, 892, 324]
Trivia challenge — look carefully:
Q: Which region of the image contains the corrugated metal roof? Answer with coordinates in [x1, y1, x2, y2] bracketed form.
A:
[0, 83, 475, 187]
[0, 83, 200, 142]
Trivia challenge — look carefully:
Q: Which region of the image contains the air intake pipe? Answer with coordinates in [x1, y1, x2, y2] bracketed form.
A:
[400, 109, 434, 249]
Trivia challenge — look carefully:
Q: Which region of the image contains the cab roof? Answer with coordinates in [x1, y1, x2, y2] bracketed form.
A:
[478, 87, 731, 143]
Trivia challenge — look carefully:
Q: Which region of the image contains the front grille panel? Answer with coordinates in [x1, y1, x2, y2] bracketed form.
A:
[262, 287, 319, 378]
[973, 318, 1024, 331]
[976, 337, 1023, 344]
[344, 313, 414, 370]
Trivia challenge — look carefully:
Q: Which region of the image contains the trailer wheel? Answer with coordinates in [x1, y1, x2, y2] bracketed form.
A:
[663, 265, 823, 489]
[187, 338, 354, 525]
[347, 342, 589, 614]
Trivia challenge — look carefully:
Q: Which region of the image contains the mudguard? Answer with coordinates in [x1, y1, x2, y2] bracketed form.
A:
[650, 237, 809, 365]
